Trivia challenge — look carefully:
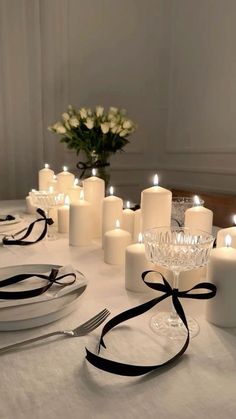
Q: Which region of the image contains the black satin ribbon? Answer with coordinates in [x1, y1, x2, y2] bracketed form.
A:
[0, 215, 15, 222]
[86, 271, 217, 376]
[0, 268, 76, 300]
[2, 208, 53, 246]
[77, 160, 110, 179]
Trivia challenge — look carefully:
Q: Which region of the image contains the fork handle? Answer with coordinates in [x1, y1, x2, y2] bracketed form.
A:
[0, 331, 66, 354]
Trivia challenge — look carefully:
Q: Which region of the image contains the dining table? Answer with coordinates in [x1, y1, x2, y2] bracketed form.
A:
[0, 200, 235, 419]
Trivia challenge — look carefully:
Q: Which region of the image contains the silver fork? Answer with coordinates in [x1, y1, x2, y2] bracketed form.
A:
[0, 308, 110, 354]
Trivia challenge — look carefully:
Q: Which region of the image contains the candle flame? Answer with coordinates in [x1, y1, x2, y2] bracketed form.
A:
[74, 178, 79, 186]
[63, 166, 68, 172]
[49, 186, 54, 193]
[194, 195, 201, 206]
[31, 188, 36, 192]
[45, 163, 49, 169]
[153, 174, 159, 186]
[109, 186, 114, 196]
[65, 195, 70, 206]
[53, 175, 57, 180]
[126, 201, 130, 209]
[225, 234, 232, 247]
[92, 168, 97, 176]
[138, 233, 143, 244]
[115, 219, 120, 229]
[80, 190, 84, 200]
[233, 215, 236, 226]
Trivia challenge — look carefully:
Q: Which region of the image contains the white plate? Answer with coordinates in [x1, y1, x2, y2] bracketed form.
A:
[0, 264, 88, 331]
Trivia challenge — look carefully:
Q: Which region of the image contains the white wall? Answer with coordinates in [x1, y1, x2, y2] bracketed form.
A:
[159, 0, 236, 195]
[0, 0, 170, 202]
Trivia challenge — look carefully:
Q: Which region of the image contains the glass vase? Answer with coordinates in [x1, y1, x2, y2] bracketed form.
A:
[77, 150, 111, 191]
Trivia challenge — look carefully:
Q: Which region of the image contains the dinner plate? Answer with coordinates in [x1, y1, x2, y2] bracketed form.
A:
[0, 264, 88, 331]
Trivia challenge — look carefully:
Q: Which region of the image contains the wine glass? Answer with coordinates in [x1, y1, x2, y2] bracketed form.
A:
[143, 226, 214, 340]
[30, 190, 64, 240]
[172, 197, 204, 227]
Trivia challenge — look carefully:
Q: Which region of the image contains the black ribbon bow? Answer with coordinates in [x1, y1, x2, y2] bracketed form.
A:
[0, 215, 15, 222]
[77, 160, 110, 179]
[0, 268, 76, 300]
[86, 271, 217, 376]
[2, 208, 53, 246]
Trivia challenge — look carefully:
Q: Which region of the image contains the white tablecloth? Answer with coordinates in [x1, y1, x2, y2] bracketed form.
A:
[0, 201, 235, 419]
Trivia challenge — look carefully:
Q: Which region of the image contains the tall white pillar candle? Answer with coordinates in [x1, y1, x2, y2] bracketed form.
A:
[67, 178, 82, 203]
[102, 186, 123, 247]
[133, 208, 142, 242]
[121, 201, 134, 238]
[57, 166, 75, 195]
[125, 234, 153, 292]
[141, 174, 172, 232]
[69, 191, 92, 246]
[38, 164, 54, 191]
[184, 196, 213, 234]
[48, 175, 58, 192]
[83, 171, 105, 238]
[206, 235, 236, 327]
[104, 220, 132, 265]
[58, 196, 70, 233]
[217, 215, 236, 248]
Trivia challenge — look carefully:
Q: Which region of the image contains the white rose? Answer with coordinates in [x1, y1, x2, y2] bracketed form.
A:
[79, 108, 87, 119]
[122, 119, 132, 129]
[110, 120, 117, 129]
[55, 123, 66, 134]
[62, 112, 70, 122]
[119, 129, 128, 137]
[109, 107, 118, 114]
[69, 117, 79, 127]
[96, 106, 104, 117]
[101, 122, 110, 134]
[84, 118, 94, 129]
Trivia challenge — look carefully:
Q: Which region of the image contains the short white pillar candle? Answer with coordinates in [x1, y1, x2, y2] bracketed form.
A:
[184, 195, 213, 234]
[206, 235, 236, 327]
[57, 166, 75, 195]
[141, 174, 172, 232]
[83, 169, 105, 238]
[217, 215, 236, 248]
[38, 163, 54, 191]
[125, 233, 153, 292]
[58, 195, 70, 233]
[121, 201, 134, 238]
[104, 220, 132, 265]
[47, 175, 58, 192]
[25, 193, 37, 215]
[133, 208, 142, 243]
[102, 186, 123, 247]
[69, 190, 92, 246]
[67, 178, 82, 203]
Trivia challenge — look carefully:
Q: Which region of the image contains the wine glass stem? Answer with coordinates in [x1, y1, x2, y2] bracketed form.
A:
[170, 271, 180, 325]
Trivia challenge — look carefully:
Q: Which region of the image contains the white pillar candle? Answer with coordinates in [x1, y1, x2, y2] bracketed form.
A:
[48, 175, 58, 192]
[206, 235, 236, 327]
[38, 163, 54, 191]
[217, 215, 236, 248]
[184, 196, 213, 234]
[58, 196, 70, 233]
[133, 208, 142, 242]
[141, 174, 172, 232]
[67, 178, 82, 203]
[25, 195, 36, 215]
[83, 170, 105, 238]
[102, 186, 123, 247]
[57, 166, 75, 195]
[121, 201, 134, 238]
[69, 191, 92, 246]
[125, 234, 153, 292]
[104, 220, 132, 265]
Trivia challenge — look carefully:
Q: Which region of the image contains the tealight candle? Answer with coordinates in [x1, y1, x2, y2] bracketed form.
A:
[121, 201, 134, 238]
[58, 195, 70, 233]
[69, 190, 92, 246]
[206, 234, 236, 327]
[184, 195, 213, 234]
[125, 233, 153, 292]
[83, 170, 105, 238]
[133, 208, 142, 242]
[141, 174, 172, 232]
[104, 220, 132, 265]
[217, 215, 236, 248]
[102, 186, 123, 247]
[57, 166, 75, 194]
[67, 178, 82, 203]
[38, 163, 54, 191]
